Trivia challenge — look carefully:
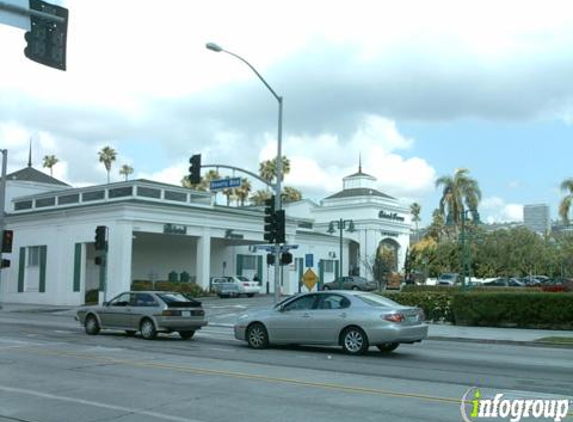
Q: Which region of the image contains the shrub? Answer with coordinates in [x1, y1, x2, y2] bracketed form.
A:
[382, 291, 454, 323]
[452, 292, 573, 329]
[131, 280, 210, 298]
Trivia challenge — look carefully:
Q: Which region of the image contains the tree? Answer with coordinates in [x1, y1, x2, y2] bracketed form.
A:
[435, 168, 482, 228]
[119, 164, 134, 181]
[42, 155, 59, 176]
[182, 169, 220, 191]
[259, 156, 291, 183]
[426, 209, 446, 242]
[222, 181, 236, 206]
[98, 146, 117, 184]
[250, 189, 272, 206]
[410, 202, 421, 240]
[234, 178, 252, 206]
[282, 186, 302, 203]
[559, 178, 573, 225]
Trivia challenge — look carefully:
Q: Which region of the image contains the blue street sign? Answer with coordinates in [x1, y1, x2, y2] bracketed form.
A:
[305, 253, 314, 268]
[210, 177, 242, 190]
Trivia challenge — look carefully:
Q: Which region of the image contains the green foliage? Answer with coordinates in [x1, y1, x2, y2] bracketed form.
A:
[453, 293, 573, 329]
[382, 291, 454, 323]
[131, 280, 210, 297]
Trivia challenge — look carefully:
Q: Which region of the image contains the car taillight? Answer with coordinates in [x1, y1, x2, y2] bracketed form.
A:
[161, 310, 182, 316]
[384, 313, 404, 323]
[243, 283, 249, 286]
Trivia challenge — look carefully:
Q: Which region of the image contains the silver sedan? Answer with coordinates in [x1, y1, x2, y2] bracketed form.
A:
[76, 291, 208, 340]
[234, 291, 428, 354]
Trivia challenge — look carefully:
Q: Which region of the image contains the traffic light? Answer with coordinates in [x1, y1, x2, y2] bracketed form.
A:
[94, 256, 105, 266]
[280, 252, 293, 266]
[188, 154, 201, 185]
[24, 0, 68, 71]
[266, 253, 275, 266]
[2, 230, 13, 253]
[94, 226, 107, 251]
[275, 210, 286, 244]
[263, 196, 276, 244]
[1, 259, 10, 268]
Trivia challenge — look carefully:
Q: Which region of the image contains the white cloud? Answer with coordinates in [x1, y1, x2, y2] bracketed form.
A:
[481, 196, 524, 223]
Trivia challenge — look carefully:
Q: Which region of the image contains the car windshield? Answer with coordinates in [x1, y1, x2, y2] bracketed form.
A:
[156, 292, 200, 307]
[354, 293, 400, 308]
[353, 277, 368, 283]
[237, 276, 250, 282]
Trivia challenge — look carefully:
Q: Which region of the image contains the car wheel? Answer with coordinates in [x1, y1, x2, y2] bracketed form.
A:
[140, 318, 157, 340]
[322, 285, 330, 291]
[246, 323, 269, 349]
[351, 286, 359, 291]
[84, 314, 100, 335]
[178, 330, 195, 340]
[341, 326, 369, 355]
[247, 293, 255, 298]
[125, 330, 136, 336]
[376, 342, 399, 353]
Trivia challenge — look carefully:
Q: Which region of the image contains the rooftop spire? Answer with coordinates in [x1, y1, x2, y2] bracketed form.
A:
[358, 153, 362, 173]
[28, 138, 32, 167]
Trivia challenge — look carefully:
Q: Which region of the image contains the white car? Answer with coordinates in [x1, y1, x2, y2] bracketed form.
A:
[210, 276, 260, 297]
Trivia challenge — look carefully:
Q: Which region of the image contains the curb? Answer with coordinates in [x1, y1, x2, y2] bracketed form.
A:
[428, 335, 573, 349]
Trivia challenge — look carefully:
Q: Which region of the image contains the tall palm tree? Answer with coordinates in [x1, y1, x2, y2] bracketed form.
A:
[410, 202, 421, 239]
[182, 169, 220, 191]
[119, 164, 134, 181]
[250, 189, 272, 206]
[234, 178, 252, 206]
[559, 178, 573, 225]
[98, 146, 117, 184]
[259, 156, 291, 183]
[282, 186, 302, 203]
[435, 168, 481, 227]
[222, 182, 237, 206]
[42, 155, 59, 176]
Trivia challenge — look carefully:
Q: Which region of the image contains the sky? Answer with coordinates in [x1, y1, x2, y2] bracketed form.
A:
[1, 0, 573, 226]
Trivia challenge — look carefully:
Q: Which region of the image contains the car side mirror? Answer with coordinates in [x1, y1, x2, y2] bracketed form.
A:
[102, 301, 109, 306]
[277, 305, 285, 312]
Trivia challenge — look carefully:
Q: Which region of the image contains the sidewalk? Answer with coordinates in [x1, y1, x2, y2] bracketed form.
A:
[1, 302, 572, 346]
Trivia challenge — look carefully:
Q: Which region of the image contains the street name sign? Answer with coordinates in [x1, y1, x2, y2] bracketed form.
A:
[210, 177, 241, 191]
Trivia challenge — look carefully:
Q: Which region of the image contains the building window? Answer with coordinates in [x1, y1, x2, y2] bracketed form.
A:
[165, 191, 187, 202]
[136, 187, 161, 199]
[28, 246, 41, 267]
[242, 255, 257, 271]
[58, 193, 79, 205]
[36, 197, 56, 208]
[15, 200, 33, 210]
[109, 187, 133, 198]
[82, 191, 105, 202]
[323, 260, 334, 273]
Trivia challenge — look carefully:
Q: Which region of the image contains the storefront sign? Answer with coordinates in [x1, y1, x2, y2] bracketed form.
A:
[225, 229, 244, 240]
[378, 210, 405, 221]
[163, 224, 187, 235]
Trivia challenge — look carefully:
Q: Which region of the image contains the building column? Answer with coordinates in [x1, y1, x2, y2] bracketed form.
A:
[106, 221, 133, 300]
[196, 228, 211, 290]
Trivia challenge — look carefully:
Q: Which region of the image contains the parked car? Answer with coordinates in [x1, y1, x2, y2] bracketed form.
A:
[437, 273, 459, 285]
[234, 291, 428, 355]
[76, 291, 207, 340]
[210, 276, 260, 297]
[213, 282, 240, 298]
[483, 278, 525, 287]
[322, 276, 378, 291]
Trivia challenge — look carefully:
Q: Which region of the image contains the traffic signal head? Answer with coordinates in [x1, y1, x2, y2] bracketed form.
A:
[1, 259, 10, 269]
[94, 226, 107, 251]
[188, 154, 202, 185]
[266, 253, 275, 266]
[2, 230, 13, 253]
[24, 0, 68, 71]
[275, 210, 286, 244]
[280, 252, 293, 266]
[263, 196, 276, 244]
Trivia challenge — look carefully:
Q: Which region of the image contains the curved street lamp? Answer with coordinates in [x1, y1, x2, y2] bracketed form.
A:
[206, 42, 284, 303]
[328, 219, 355, 289]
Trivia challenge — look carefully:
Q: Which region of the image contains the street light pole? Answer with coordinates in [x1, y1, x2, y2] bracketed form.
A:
[206, 42, 284, 303]
[328, 218, 355, 289]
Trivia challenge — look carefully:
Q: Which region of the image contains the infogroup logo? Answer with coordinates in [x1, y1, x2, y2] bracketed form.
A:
[460, 388, 571, 422]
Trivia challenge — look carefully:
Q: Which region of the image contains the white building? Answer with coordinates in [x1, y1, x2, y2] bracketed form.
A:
[0, 162, 411, 305]
[523, 204, 551, 235]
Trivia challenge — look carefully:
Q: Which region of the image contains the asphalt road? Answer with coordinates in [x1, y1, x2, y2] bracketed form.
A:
[0, 298, 571, 422]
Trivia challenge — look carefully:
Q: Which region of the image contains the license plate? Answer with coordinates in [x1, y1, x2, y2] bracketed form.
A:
[182, 311, 191, 317]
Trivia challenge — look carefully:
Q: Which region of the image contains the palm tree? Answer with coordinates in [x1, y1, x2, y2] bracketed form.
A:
[119, 164, 134, 181]
[259, 156, 291, 183]
[234, 178, 252, 206]
[182, 169, 220, 191]
[435, 168, 481, 227]
[250, 189, 272, 206]
[222, 181, 237, 206]
[282, 186, 302, 203]
[98, 146, 117, 184]
[559, 178, 573, 225]
[42, 155, 59, 176]
[410, 202, 421, 240]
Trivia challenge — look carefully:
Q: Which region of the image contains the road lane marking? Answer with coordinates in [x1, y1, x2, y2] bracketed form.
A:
[0, 385, 206, 422]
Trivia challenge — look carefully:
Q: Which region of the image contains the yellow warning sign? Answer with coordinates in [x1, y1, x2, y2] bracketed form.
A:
[302, 268, 318, 291]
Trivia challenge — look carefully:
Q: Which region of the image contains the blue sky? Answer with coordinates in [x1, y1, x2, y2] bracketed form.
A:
[1, 0, 572, 227]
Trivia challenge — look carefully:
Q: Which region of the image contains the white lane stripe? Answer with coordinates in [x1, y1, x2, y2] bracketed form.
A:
[0, 385, 206, 422]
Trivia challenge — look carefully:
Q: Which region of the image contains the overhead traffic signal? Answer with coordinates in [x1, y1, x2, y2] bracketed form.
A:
[188, 154, 202, 185]
[0, 259, 10, 269]
[275, 210, 286, 244]
[266, 253, 275, 266]
[280, 252, 292, 266]
[94, 226, 107, 251]
[263, 196, 276, 244]
[2, 230, 13, 253]
[24, 0, 68, 71]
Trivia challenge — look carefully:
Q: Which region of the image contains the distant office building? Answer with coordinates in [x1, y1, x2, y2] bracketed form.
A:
[523, 204, 551, 235]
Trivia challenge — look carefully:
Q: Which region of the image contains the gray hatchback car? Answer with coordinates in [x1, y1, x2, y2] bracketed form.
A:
[234, 291, 427, 354]
[76, 291, 208, 340]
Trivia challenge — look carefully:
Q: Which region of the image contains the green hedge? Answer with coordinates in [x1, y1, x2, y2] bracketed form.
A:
[401, 285, 542, 293]
[382, 291, 573, 329]
[131, 280, 210, 298]
[453, 292, 573, 329]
